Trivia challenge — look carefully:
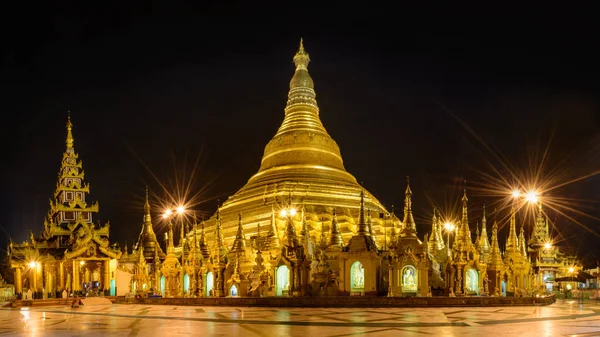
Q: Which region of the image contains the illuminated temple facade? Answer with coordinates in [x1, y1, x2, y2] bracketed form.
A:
[7, 116, 122, 299]
[6, 40, 584, 299]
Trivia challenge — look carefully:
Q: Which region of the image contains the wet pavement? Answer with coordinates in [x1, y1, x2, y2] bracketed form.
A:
[1, 299, 599, 336]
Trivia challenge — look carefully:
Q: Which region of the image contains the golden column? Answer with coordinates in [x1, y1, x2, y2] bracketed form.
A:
[103, 260, 110, 292]
[59, 262, 65, 290]
[72, 260, 80, 291]
[15, 267, 22, 294]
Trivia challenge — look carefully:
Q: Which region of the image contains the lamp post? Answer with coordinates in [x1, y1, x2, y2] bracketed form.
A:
[444, 222, 455, 257]
[163, 205, 186, 247]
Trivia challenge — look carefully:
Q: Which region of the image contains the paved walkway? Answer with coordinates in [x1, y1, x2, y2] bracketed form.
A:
[1, 299, 599, 336]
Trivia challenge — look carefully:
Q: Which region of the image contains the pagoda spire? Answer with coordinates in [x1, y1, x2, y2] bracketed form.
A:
[231, 212, 246, 253]
[452, 189, 473, 252]
[356, 189, 370, 235]
[475, 222, 480, 247]
[213, 207, 227, 258]
[506, 206, 519, 253]
[478, 204, 491, 255]
[134, 187, 165, 259]
[519, 225, 527, 258]
[346, 189, 378, 252]
[45, 114, 100, 236]
[245, 38, 358, 188]
[299, 206, 314, 256]
[264, 205, 281, 251]
[143, 187, 151, 223]
[530, 202, 550, 247]
[329, 208, 344, 247]
[401, 177, 417, 237]
[488, 211, 503, 267]
[199, 219, 210, 258]
[428, 207, 445, 251]
[66, 111, 74, 150]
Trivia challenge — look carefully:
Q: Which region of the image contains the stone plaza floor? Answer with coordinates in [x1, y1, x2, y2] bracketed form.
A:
[1, 299, 600, 336]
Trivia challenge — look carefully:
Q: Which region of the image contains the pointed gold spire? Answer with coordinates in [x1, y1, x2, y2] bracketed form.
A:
[356, 189, 369, 235]
[329, 208, 344, 247]
[231, 212, 247, 253]
[143, 186, 151, 223]
[264, 205, 281, 251]
[506, 206, 519, 253]
[66, 112, 74, 150]
[478, 204, 491, 255]
[401, 177, 417, 237]
[519, 225, 527, 257]
[199, 219, 210, 258]
[243, 39, 357, 189]
[488, 209, 503, 268]
[428, 207, 444, 251]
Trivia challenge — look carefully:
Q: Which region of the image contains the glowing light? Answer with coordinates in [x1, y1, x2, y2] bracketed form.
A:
[568, 267, 575, 274]
[289, 208, 296, 216]
[512, 189, 521, 198]
[444, 222, 455, 231]
[176, 206, 185, 214]
[544, 242, 552, 250]
[164, 209, 172, 217]
[526, 191, 539, 203]
[28, 261, 36, 268]
[280, 210, 287, 217]
[162, 213, 169, 218]
[80, 260, 85, 265]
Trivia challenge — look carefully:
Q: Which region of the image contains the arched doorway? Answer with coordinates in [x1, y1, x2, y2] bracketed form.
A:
[183, 274, 190, 295]
[401, 265, 417, 293]
[230, 285, 238, 296]
[205, 272, 214, 297]
[465, 269, 479, 295]
[160, 276, 165, 295]
[276, 265, 290, 296]
[350, 261, 365, 295]
[501, 274, 507, 297]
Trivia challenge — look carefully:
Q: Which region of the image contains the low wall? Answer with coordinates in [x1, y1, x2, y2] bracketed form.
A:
[115, 295, 556, 307]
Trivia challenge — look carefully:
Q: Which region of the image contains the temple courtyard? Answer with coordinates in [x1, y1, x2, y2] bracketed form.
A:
[0, 299, 599, 336]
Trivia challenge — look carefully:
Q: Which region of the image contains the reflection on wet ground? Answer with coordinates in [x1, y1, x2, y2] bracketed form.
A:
[1, 299, 599, 336]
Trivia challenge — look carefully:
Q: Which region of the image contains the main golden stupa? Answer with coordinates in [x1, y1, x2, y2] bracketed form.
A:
[202, 40, 396, 246]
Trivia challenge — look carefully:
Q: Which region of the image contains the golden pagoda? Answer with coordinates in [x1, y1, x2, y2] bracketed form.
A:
[201, 39, 393, 250]
[8, 114, 121, 298]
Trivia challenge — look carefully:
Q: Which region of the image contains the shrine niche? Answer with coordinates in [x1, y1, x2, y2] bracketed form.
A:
[401, 265, 417, 293]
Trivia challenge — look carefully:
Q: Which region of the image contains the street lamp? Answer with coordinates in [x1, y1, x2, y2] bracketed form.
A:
[444, 222, 455, 256]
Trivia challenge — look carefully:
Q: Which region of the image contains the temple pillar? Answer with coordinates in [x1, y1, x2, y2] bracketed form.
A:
[15, 267, 22, 295]
[398, 268, 403, 297]
[103, 260, 110, 292]
[387, 266, 394, 296]
[59, 262, 65, 290]
[72, 260, 80, 291]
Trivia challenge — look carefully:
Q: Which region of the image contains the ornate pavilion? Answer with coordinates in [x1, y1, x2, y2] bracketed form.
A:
[5, 40, 584, 299]
[7, 116, 122, 299]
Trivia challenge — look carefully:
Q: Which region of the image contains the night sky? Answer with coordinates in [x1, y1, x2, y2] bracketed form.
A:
[2, 3, 599, 266]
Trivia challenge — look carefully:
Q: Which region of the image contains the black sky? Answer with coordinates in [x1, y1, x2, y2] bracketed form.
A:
[2, 3, 599, 266]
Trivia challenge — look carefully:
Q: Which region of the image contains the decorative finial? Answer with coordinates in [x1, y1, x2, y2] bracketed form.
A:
[405, 176, 412, 195]
[293, 38, 310, 70]
[66, 111, 74, 149]
[143, 186, 151, 218]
